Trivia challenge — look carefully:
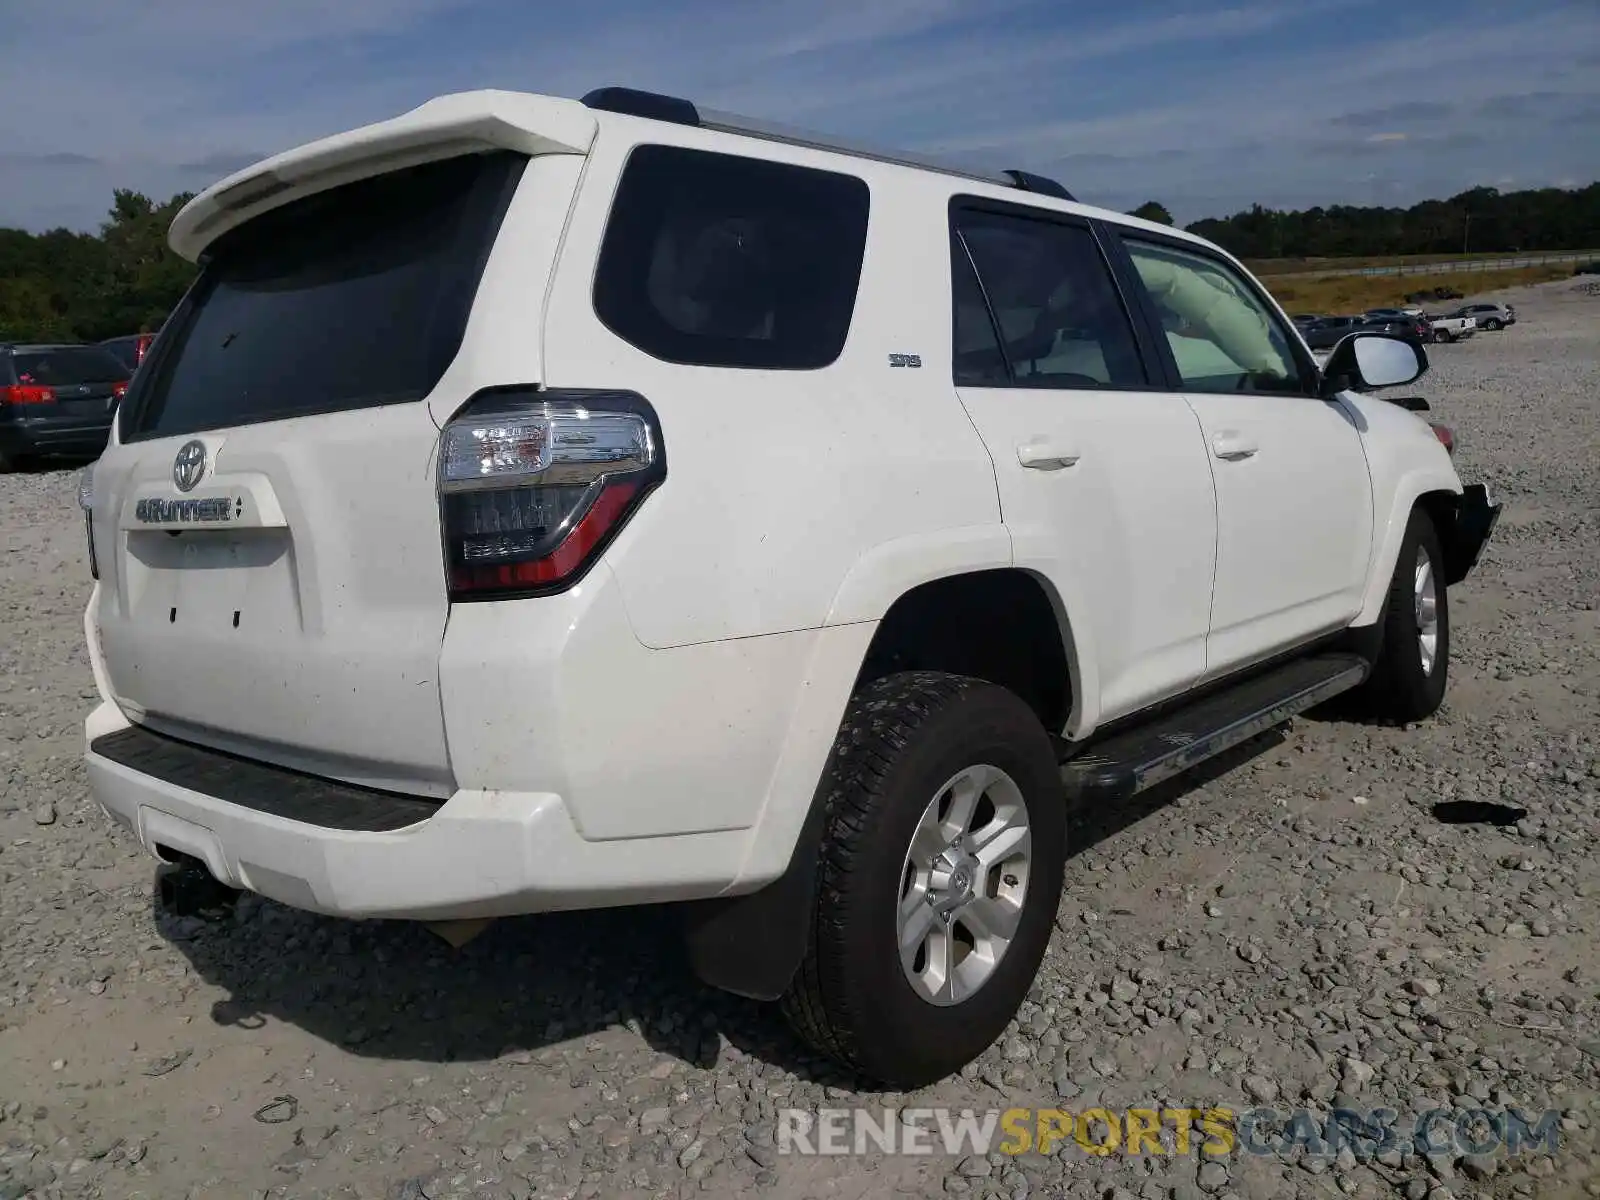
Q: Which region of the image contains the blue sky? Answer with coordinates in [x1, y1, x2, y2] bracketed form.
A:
[2, 0, 1596, 233]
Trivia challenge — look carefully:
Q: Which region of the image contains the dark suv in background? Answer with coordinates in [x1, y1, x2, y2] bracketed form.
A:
[0, 343, 129, 469]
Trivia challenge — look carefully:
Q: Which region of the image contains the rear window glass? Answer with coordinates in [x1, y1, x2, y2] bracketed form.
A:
[12, 347, 129, 385]
[592, 144, 870, 370]
[123, 150, 526, 440]
[99, 340, 141, 371]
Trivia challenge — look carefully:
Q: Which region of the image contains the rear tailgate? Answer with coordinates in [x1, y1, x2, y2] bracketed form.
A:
[90, 143, 555, 795]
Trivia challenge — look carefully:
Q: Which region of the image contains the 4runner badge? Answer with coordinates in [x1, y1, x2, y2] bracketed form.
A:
[888, 353, 922, 368]
[134, 496, 243, 524]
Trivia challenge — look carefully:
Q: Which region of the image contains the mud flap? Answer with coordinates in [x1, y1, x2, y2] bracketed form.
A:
[679, 791, 829, 1002]
[1443, 483, 1502, 586]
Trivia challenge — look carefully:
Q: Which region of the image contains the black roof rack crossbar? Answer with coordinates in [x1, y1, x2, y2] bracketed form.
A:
[1003, 169, 1076, 202]
[581, 87, 700, 127]
[580, 86, 1075, 203]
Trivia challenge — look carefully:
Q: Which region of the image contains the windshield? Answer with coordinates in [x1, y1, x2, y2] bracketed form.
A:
[12, 347, 129, 386]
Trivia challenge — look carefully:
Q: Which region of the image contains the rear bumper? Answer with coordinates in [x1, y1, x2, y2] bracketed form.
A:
[85, 702, 747, 920]
[0, 411, 112, 459]
[1442, 482, 1502, 586]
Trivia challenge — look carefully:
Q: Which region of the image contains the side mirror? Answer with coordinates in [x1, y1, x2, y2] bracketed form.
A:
[1321, 333, 1428, 396]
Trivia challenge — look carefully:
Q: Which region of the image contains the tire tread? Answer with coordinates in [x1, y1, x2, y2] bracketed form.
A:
[780, 671, 985, 1074]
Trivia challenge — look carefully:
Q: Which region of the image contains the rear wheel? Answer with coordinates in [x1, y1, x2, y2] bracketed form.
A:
[1352, 507, 1449, 722]
[1483, 318, 1503, 331]
[781, 672, 1066, 1088]
[1436, 329, 1454, 344]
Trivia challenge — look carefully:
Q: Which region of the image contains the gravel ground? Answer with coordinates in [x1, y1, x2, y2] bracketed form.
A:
[2, 278, 1598, 1200]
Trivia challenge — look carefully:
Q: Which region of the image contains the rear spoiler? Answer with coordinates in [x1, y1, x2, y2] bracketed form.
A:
[169, 90, 598, 262]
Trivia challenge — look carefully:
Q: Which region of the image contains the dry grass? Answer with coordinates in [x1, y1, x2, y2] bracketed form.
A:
[1262, 264, 1569, 316]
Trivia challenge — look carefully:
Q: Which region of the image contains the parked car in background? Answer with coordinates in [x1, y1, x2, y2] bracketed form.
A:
[1429, 312, 1478, 343]
[1363, 309, 1434, 343]
[1575, 261, 1600, 276]
[1448, 302, 1516, 330]
[1291, 313, 1322, 327]
[99, 332, 156, 372]
[1300, 315, 1366, 350]
[1, 343, 129, 470]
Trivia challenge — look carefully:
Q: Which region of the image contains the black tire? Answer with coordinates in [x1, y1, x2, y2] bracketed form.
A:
[1352, 507, 1449, 722]
[781, 671, 1066, 1088]
[1437, 330, 1453, 344]
[1483, 318, 1503, 331]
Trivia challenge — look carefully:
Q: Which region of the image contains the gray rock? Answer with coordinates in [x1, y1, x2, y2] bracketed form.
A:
[1196, 1161, 1229, 1193]
[1242, 1075, 1279, 1103]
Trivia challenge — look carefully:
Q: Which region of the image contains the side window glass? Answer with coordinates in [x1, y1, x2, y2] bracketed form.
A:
[593, 145, 870, 370]
[953, 209, 1146, 389]
[1123, 240, 1304, 394]
[950, 233, 1008, 386]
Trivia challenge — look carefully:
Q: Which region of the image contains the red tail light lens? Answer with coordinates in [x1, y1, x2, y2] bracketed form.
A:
[1430, 422, 1455, 455]
[2, 384, 56, 405]
[112, 382, 128, 401]
[437, 389, 664, 600]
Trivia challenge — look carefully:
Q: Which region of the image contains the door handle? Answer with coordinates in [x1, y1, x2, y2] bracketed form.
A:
[1017, 441, 1080, 470]
[1211, 432, 1258, 461]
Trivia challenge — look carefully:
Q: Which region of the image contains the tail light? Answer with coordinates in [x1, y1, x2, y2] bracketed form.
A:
[78, 464, 98, 580]
[437, 388, 665, 600]
[113, 382, 128, 401]
[1429, 422, 1455, 456]
[2, 384, 56, 405]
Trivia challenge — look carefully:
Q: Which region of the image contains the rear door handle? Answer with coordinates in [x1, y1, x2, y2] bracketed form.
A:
[1211, 432, 1258, 461]
[1017, 441, 1080, 471]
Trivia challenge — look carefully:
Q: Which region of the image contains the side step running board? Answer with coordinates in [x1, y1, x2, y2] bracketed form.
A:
[1061, 653, 1369, 803]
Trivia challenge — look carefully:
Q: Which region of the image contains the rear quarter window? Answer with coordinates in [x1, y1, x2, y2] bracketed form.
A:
[592, 144, 870, 370]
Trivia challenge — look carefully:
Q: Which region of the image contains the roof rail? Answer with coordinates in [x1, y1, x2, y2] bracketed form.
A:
[579, 86, 1075, 202]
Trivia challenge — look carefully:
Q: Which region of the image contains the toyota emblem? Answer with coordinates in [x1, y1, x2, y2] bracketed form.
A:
[172, 440, 207, 492]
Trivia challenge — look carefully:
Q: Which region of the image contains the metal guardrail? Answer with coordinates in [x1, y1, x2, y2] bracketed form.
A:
[1265, 251, 1600, 279]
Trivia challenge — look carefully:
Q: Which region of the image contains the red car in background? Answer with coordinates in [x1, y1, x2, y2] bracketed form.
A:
[99, 332, 157, 372]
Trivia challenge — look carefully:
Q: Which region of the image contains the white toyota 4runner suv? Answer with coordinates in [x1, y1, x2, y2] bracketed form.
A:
[79, 86, 1500, 1088]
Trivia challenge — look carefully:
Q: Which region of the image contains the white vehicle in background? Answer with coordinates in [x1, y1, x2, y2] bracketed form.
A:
[1430, 312, 1478, 343]
[1449, 301, 1517, 330]
[78, 85, 1501, 1088]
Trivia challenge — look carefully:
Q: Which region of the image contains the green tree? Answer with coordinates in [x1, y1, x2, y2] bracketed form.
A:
[1130, 200, 1174, 226]
[0, 190, 197, 343]
[0, 275, 69, 341]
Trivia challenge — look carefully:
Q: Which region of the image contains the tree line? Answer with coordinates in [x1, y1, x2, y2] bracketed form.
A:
[1, 180, 1596, 344]
[0, 190, 195, 344]
[1133, 184, 1600, 262]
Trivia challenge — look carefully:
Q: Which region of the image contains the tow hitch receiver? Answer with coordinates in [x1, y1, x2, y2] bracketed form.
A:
[425, 918, 495, 948]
